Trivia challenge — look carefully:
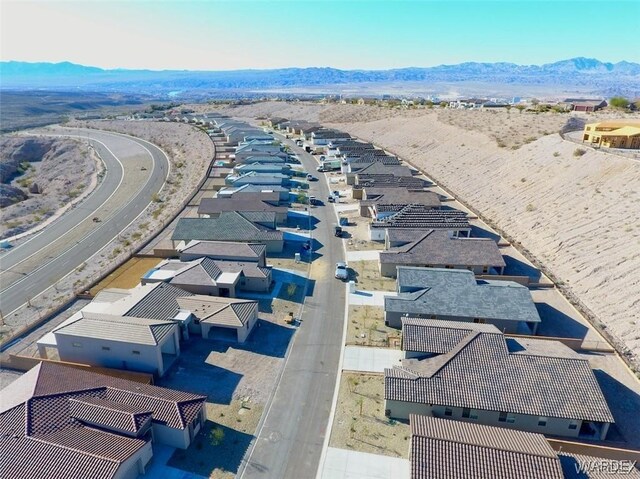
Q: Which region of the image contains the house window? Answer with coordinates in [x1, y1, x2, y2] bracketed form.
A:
[473, 318, 485, 324]
[101, 346, 111, 351]
[445, 265, 454, 269]
[482, 266, 489, 274]
[498, 411, 508, 422]
[462, 408, 478, 420]
[72, 342, 82, 348]
[569, 420, 579, 430]
[132, 350, 141, 355]
[538, 416, 548, 427]
[444, 407, 453, 417]
[499, 411, 515, 423]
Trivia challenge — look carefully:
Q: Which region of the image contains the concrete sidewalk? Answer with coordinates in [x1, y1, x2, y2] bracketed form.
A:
[343, 346, 403, 373]
[321, 447, 410, 479]
[349, 290, 396, 307]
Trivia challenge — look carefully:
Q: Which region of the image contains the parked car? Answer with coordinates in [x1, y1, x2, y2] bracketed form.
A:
[334, 225, 343, 237]
[327, 195, 335, 203]
[332, 190, 340, 197]
[309, 195, 317, 205]
[306, 174, 318, 181]
[335, 262, 348, 280]
[316, 165, 325, 172]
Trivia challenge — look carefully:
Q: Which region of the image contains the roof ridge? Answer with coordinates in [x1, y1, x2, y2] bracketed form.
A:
[429, 435, 557, 460]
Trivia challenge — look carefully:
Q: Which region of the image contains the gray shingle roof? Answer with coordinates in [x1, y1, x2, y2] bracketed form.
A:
[179, 240, 265, 261]
[356, 163, 413, 177]
[171, 212, 283, 243]
[371, 206, 470, 230]
[380, 229, 505, 268]
[362, 189, 441, 209]
[410, 415, 564, 479]
[386, 323, 614, 422]
[389, 267, 540, 324]
[125, 282, 194, 321]
[197, 197, 286, 217]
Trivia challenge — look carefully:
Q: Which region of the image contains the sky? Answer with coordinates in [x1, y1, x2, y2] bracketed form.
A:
[1, 0, 639, 71]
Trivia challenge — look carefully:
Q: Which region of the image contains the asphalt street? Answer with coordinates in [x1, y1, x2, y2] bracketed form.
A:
[241, 137, 347, 478]
[0, 127, 169, 316]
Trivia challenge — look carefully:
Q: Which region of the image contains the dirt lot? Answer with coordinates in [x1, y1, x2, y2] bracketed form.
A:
[329, 373, 410, 458]
[89, 256, 162, 295]
[347, 306, 400, 348]
[349, 260, 397, 291]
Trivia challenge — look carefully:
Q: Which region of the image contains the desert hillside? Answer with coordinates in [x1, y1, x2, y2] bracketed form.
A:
[212, 102, 640, 364]
[0, 136, 97, 239]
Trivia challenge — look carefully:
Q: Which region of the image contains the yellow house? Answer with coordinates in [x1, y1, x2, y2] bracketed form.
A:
[583, 120, 640, 149]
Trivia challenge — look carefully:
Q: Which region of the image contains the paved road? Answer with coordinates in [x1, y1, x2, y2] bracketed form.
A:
[240, 136, 346, 478]
[0, 127, 169, 316]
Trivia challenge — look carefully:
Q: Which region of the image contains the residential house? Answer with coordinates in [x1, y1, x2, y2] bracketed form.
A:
[360, 188, 441, 218]
[52, 312, 180, 377]
[385, 267, 540, 333]
[234, 145, 287, 163]
[217, 184, 290, 202]
[178, 240, 267, 266]
[171, 211, 284, 253]
[409, 414, 640, 479]
[345, 154, 402, 171]
[198, 196, 288, 225]
[310, 129, 352, 145]
[0, 361, 206, 479]
[225, 171, 290, 188]
[583, 120, 640, 149]
[385, 319, 614, 439]
[267, 117, 287, 128]
[176, 296, 258, 342]
[409, 415, 566, 479]
[369, 206, 471, 240]
[352, 175, 430, 199]
[564, 98, 607, 112]
[234, 155, 287, 165]
[347, 163, 414, 186]
[233, 163, 292, 176]
[142, 256, 272, 295]
[380, 229, 505, 277]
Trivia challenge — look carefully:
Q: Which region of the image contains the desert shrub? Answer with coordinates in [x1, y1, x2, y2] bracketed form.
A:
[573, 148, 587, 157]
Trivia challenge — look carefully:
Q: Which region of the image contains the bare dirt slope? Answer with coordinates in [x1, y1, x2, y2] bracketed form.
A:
[0, 136, 97, 239]
[213, 102, 640, 365]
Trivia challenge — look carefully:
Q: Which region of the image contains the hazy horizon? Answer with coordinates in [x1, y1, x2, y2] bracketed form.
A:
[2, 1, 639, 71]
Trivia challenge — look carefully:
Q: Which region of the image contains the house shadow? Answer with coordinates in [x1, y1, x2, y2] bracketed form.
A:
[305, 278, 316, 297]
[347, 267, 360, 283]
[592, 368, 640, 447]
[534, 301, 588, 339]
[168, 421, 254, 477]
[160, 353, 243, 405]
[502, 254, 542, 281]
[209, 319, 295, 359]
[286, 213, 321, 231]
[470, 224, 502, 242]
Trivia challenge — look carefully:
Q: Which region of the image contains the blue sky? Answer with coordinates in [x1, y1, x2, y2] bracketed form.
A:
[2, 1, 639, 70]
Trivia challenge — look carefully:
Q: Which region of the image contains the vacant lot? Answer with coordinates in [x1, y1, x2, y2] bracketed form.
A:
[347, 306, 400, 348]
[89, 256, 162, 295]
[349, 260, 396, 291]
[330, 373, 410, 458]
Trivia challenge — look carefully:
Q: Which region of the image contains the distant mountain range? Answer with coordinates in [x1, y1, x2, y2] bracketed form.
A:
[1, 58, 639, 97]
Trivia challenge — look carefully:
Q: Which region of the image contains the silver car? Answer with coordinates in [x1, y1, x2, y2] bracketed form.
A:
[335, 262, 348, 280]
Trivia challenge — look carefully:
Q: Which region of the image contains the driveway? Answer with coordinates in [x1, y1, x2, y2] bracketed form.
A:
[349, 290, 396, 307]
[346, 250, 380, 262]
[321, 447, 410, 479]
[343, 346, 403, 373]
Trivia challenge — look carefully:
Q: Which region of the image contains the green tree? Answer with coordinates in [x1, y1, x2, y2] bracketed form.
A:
[609, 96, 629, 109]
[210, 427, 225, 446]
[439, 101, 448, 108]
[515, 105, 526, 114]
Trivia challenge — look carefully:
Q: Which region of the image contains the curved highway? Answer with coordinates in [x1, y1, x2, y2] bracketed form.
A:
[0, 126, 169, 317]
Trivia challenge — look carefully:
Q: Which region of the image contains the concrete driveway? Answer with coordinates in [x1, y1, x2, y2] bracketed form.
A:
[343, 346, 403, 373]
[349, 290, 396, 307]
[321, 447, 410, 479]
[346, 250, 380, 262]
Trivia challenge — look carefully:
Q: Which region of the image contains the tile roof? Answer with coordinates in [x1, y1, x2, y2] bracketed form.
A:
[176, 296, 257, 327]
[0, 362, 205, 479]
[362, 189, 441, 209]
[558, 453, 640, 479]
[389, 267, 540, 324]
[354, 175, 430, 190]
[53, 312, 177, 346]
[380, 229, 505, 268]
[198, 198, 285, 217]
[386, 323, 613, 422]
[402, 318, 502, 354]
[356, 163, 414, 177]
[171, 212, 283, 243]
[409, 415, 564, 479]
[179, 240, 265, 261]
[125, 282, 194, 321]
[371, 206, 470, 230]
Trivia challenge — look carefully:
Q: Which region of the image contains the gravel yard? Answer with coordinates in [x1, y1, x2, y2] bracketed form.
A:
[347, 305, 400, 348]
[349, 260, 397, 292]
[329, 373, 410, 458]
